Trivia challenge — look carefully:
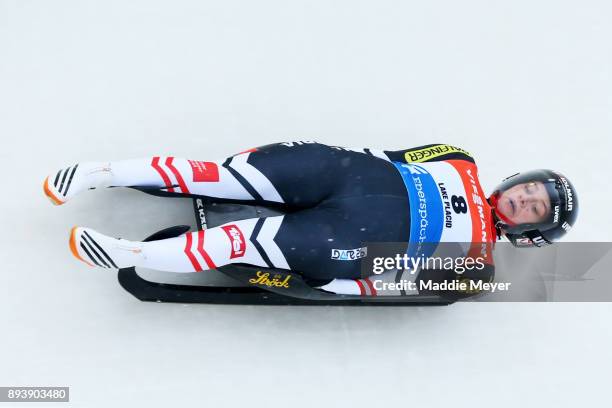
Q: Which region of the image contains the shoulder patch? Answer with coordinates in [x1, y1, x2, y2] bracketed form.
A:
[404, 144, 473, 163]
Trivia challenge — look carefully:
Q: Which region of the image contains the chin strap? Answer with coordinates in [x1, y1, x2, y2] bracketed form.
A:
[493, 219, 503, 240]
[487, 196, 503, 241]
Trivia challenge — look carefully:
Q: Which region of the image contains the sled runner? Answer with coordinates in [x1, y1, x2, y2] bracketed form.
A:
[118, 198, 453, 306]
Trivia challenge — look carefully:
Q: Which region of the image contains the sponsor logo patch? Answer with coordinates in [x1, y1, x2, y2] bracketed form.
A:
[194, 198, 208, 229]
[531, 235, 550, 246]
[221, 224, 246, 258]
[558, 175, 574, 211]
[331, 247, 368, 261]
[189, 160, 219, 182]
[404, 144, 472, 163]
[249, 271, 291, 288]
[514, 237, 533, 247]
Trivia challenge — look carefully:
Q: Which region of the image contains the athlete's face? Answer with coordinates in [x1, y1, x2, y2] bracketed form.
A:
[496, 181, 551, 225]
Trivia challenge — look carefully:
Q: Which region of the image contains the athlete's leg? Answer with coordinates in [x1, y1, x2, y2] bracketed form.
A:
[69, 216, 290, 273]
[43, 157, 271, 206]
[43, 141, 403, 206]
[43, 142, 368, 206]
[68, 195, 409, 294]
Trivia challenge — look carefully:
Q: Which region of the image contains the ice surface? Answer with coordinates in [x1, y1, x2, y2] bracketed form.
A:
[1, 1, 611, 407]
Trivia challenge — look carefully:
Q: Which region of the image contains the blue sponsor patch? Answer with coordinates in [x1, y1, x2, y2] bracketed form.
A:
[393, 163, 443, 259]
